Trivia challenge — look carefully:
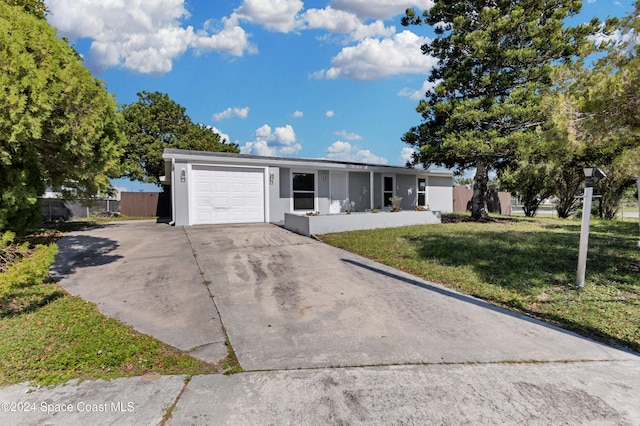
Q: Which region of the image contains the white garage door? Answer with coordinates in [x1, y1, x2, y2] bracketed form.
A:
[190, 166, 265, 225]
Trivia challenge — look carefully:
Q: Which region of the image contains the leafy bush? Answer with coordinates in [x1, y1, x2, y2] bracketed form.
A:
[0, 244, 56, 289]
[0, 241, 59, 316]
[0, 231, 31, 272]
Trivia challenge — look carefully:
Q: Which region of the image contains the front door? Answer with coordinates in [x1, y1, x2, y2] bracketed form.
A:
[330, 172, 348, 214]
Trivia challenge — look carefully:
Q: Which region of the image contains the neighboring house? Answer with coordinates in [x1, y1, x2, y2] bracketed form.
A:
[42, 186, 125, 200]
[161, 148, 453, 226]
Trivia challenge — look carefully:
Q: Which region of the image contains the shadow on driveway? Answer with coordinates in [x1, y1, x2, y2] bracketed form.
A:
[50, 233, 122, 282]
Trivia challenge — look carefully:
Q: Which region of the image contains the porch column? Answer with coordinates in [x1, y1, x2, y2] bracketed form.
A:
[369, 171, 374, 210]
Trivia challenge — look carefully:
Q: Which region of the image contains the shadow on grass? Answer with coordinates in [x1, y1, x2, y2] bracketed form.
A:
[405, 223, 638, 293]
[0, 287, 65, 318]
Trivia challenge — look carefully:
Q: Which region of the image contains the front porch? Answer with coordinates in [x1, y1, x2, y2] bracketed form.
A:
[284, 210, 442, 237]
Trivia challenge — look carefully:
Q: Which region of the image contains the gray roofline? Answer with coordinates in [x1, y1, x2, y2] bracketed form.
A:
[162, 148, 453, 176]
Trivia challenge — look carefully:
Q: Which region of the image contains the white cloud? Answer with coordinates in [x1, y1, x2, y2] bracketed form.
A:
[302, 7, 394, 40]
[400, 147, 415, 164]
[335, 130, 363, 140]
[292, 110, 304, 118]
[192, 15, 257, 57]
[326, 110, 335, 118]
[589, 24, 638, 50]
[274, 124, 297, 144]
[303, 7, 362, 33]
[350, 20, 396, 41]
[235, 0, 304, 32]
[212, 106, 250, 121]
[46, 0, 256, 74]
[330, 0, 435, 20]
[326, 141, 388, 164]
[45, 0, 437, 78]
[209, 126, 233, 144]
[240, 124, 302, 156]
[399, 78, 441, 100]
[317, 31, 437, 81]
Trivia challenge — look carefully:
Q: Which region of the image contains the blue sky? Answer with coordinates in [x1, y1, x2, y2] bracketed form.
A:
[43, 0, 636, 192]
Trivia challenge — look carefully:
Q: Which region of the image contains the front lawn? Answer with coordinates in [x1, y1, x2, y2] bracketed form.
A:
[318, 216, 640, 353]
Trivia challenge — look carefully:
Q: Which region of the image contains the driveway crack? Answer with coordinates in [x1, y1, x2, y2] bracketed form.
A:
[182, 226, 243, 373]
[157, 376, 191, 426]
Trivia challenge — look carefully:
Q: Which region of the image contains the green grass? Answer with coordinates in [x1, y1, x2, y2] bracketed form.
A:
[220, 338, 244, 375]
[0, 296, 217, 386]
[620, 204, 639, 213]
[0, 225, 218, 387]
[318, 216, 640, 353]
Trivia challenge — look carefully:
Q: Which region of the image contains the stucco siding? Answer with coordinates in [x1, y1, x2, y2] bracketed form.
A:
[279, 168, 290, 198]
[317, 170, 330, 214]
[396, 174, 416, 210]
[348, 172, 370, 211]
[268, 167, 289, 224]
[173, 160, 190, 226]
[428, 176, 453, 213]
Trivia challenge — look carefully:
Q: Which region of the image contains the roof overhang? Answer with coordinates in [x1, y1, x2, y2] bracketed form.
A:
[162, 148, 454, 178]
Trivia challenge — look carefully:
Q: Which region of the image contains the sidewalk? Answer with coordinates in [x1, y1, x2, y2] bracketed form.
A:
[1, 361, 639, 425]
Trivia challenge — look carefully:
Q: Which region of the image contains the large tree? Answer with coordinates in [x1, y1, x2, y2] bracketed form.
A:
[500, 161, 555, 217]
[0, 3, 124, 232]
[401, 1, 596, 219]
[548, 2, 639, 219]
[3, 0, 47, 19]
[120, 91, 239, 184]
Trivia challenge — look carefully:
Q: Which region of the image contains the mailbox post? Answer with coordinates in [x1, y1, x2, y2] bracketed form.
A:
[576, 167, 606, 289]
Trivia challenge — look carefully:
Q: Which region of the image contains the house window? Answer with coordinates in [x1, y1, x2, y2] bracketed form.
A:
[417, 178, 427, 206]
[292, 172, 315, 210]
[383, 176, 394, 207]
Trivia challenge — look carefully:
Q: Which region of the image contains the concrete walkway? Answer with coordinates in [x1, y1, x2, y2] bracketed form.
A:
[1, 221, 638, 425]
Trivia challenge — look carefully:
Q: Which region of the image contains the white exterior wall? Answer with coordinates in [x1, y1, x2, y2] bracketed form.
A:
[285, 210, 442, 236]
[317, 170, 331, 214]
[172, 159, 190, 226]
[427, 176, 453, 213]
[267, 166, 290, 224]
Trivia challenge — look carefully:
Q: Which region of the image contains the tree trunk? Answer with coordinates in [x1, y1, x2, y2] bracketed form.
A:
[471, 161, 489, 219]
[522, 195, 542, 217]
[598, 176, 636, 220]
[553, 166, 583, 219]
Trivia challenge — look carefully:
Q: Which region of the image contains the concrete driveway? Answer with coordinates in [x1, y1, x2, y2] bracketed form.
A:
[3, 220, 637, 425]
[185, 223, 631, 370]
